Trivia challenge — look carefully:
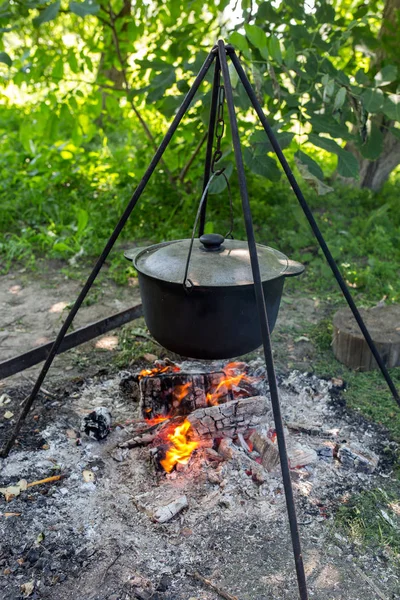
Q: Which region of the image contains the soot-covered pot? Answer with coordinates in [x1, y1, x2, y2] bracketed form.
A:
[125, 233, 304, 359]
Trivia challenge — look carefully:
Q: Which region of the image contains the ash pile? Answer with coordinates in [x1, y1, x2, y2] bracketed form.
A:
[0, 360, 398, 600]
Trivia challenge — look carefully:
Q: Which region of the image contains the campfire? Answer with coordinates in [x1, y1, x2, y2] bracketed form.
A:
[120, 360, 266, 474]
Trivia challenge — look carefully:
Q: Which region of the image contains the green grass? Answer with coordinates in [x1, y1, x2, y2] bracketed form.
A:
[336, 487, 400, 558]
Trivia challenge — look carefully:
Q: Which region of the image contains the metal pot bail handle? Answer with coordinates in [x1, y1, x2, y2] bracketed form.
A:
[183, 171, 222, 292]
[223, 172, 234, 239]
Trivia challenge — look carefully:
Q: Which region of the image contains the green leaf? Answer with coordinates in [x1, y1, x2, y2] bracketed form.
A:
[69, 0, 100, 17]
[250, 129, 293, 154]
[383, 94, 400, 121]
[76, 208, 89, 237]
[354, 5, 369, 18]
[208, 163, 233, 194]
[310, 115, 351, 139]
[157, 95, 182, 118]
[244, 24, 267, 49]
[315, 2, 335, 23]
[355, 69, 370, 86]
[229, 31, 249, 55]
[295, 150, 324, 180]
[0, 51, 12, 67]
[308, 133, 342, 154]
[268, 34, 282, 64]
[147, 69, 176, 103]
[337, 151, 359, 179]
[257, 2, 276, 21]
[361, 88, 384, 113]
[333, 87, 346, 112]
[305, 53, 318, 77]
[244, 148, 281, 181]
[52, 58, 64, 80]
[67, 51, 79, 74]
[284, 43, 296, 69]
[229, 63, 239, 88]
[374, 65, 398, 87]
[359, 124, 384, 160]
[33, 1, 60, 26]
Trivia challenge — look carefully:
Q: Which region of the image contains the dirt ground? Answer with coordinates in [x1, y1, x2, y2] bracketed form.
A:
[1, 263, 399, 600]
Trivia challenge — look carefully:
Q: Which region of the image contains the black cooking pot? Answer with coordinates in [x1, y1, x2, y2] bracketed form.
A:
[124, 233, 304, 360]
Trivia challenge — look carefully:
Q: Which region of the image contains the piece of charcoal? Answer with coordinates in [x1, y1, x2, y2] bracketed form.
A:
[81, 407, 112, 440]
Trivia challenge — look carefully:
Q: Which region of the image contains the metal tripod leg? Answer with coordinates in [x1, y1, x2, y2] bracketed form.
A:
[199, 55, 221, 236]
[228, 48, 400, 409]
[218, 40, 309, 600]
[0, 49, 216, 459]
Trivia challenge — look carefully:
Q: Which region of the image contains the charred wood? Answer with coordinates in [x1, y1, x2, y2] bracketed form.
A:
[187, 395, 268, 440]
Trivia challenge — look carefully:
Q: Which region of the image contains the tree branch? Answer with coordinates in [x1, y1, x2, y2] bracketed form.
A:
[178, 130, 208, 182]
[107, 2, 176, 187]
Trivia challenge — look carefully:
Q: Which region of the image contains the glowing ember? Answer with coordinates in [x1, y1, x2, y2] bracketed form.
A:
[145, 415, 170, 426]
[160, 420, 199, 473]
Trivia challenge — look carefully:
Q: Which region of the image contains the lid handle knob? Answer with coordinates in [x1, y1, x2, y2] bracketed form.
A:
[200, 233, 225, 252]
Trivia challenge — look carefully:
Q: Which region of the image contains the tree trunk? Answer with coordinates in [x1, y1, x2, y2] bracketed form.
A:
[346, 0, 400, 191]
[97, 0, 131, 99]
[357, 129, 400, 191]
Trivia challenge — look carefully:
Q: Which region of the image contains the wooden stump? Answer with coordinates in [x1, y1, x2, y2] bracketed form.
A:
[332, 305, 400, 371]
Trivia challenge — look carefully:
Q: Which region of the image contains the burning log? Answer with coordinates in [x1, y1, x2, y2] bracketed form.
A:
[139, 362, 260, 419]
[139, 371, 229, 418]
[187, 395, 268, 440]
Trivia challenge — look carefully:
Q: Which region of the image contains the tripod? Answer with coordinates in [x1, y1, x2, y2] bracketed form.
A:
[2, 41, 400, 600]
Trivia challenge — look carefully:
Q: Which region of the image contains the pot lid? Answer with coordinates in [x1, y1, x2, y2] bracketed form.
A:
[125, 234, 303, 287]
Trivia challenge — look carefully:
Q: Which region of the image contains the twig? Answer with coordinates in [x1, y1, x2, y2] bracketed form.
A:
[21, 376, 57, 399]
[27, 475, 63, 488]
[187, 571, 239, 600]
[101, 550, 122, 583]
[178, 130, 208, 182]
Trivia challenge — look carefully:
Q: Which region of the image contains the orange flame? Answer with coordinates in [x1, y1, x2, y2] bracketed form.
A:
[138, 364, 180, 380]
[160, 420, 199, 473]
[172, 382, 192, 404]
[206, 361, 259, 406]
